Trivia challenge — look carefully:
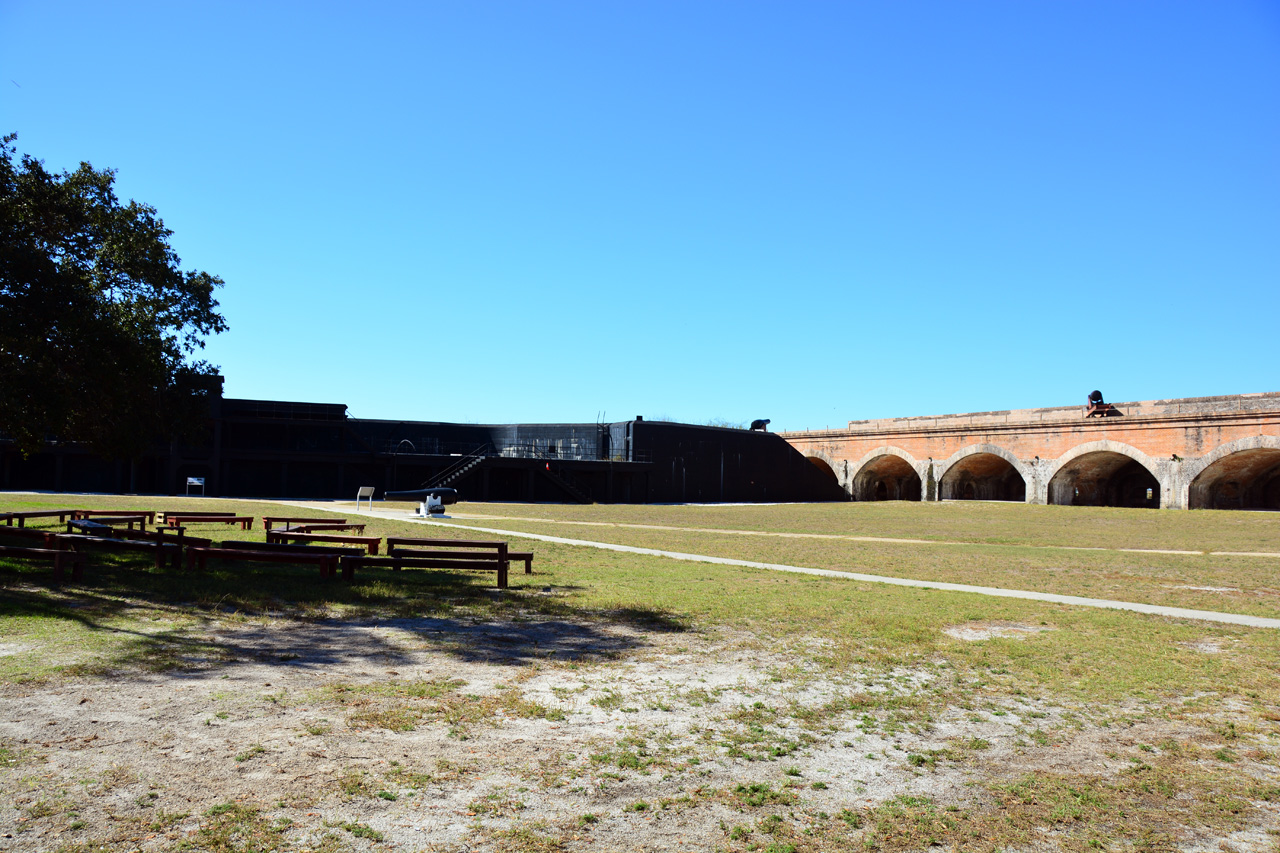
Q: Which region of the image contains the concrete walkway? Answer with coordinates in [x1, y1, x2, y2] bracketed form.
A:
[277, 502, 1280, 630]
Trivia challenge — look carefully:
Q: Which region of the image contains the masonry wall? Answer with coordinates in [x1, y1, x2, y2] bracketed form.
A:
[783, 393, 1280, 510]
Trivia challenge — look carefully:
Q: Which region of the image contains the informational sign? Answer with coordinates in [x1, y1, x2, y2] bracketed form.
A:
[187, 477, 205, 486]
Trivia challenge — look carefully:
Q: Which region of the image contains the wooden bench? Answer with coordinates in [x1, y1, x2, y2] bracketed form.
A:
[341, 553, 509, 587]
[2, 509, 82, 528]
[73, 515, 149, 531]
[0, 525, 64, 548]
[386, 537, 533, 573]
[342, 537, 519, 587]
[73, 510, 155, 527]
[163, 515, 253, 530]
[161, 511, 237, 524]
[118, 528, 212, 548]
[0, 545, 86, 583]
[291, 522, 366, 534]
[187, 541, 364, 580]
[261, 516, 348, 531]
[381, 548, 533, 574]
[59, 534, 182, 570]
[265, 530, 382, 554]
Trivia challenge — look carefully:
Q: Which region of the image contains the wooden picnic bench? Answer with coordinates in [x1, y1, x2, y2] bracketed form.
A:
[261, 516, 349, 531]
[187, 541, 365, 580]
[59, 534, 182, 570]
[265, 530, 382, 554]
[73, 510, 155, 527]
[66, 519, 119, 536]
[0, 545, 86, 583]
[163, 515, 253, 530]
[2, 509, 82, 528]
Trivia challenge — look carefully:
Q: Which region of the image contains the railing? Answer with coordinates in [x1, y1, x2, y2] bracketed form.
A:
[379, 438, 652, 463]
[381, 438, 485, 456]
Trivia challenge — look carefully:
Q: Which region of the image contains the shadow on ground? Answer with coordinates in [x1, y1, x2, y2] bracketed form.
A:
[206, 616, 654, 670]
[0, 553, 688, 677]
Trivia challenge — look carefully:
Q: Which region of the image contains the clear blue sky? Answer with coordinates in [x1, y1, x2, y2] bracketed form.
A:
[4, 1, 1278, 431]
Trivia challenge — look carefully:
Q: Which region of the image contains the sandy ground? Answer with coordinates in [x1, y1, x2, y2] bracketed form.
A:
[1, 611, 1277, 852]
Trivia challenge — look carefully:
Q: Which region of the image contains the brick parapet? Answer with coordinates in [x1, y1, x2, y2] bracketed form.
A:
[823, 392, 1280, 434]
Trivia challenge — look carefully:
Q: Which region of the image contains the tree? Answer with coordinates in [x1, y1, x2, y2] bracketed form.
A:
[0, 133, 228, 459]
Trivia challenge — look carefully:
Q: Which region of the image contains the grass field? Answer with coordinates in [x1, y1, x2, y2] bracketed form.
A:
[2, 493, 1279, 852]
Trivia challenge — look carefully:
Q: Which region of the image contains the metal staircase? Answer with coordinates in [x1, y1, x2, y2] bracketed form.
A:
[541, 464, 591, 504]
[423, 444, 490, 490]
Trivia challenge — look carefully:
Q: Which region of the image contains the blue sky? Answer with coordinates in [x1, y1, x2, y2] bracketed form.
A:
[4, 1, 1278, 431]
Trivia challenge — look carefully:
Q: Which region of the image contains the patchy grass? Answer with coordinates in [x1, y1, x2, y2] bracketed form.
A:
[443, 498, 1280, 554]
[320, 677, 562, 736]
[3, 495, 1279, 718]
[192, 802, 293, 851]
[3, 495, 1280, 852]
[440, 509, 1280, 618]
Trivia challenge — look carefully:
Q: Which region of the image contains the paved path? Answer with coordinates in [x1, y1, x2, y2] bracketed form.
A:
[277, 502, 1280, 630]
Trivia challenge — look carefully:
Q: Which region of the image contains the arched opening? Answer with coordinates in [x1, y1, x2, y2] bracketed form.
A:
[853, 454, 922, 502]
[1189, 449, 1280, 510]
[1048, 452, 1160, 508]
[940, 453, 1026, 502]
[807, 456, 838, 484]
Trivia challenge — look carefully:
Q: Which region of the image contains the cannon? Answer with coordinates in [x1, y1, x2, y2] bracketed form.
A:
[384, 487, 460, 518]
[1085, 390, 1122, 418]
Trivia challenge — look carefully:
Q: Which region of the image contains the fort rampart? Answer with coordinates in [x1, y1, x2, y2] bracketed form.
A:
[782, 393, 1280, 510]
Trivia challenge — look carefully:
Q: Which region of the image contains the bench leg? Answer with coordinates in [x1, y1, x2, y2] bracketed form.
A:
[497, 564, 508, 589]
[341, 557, 355, 582]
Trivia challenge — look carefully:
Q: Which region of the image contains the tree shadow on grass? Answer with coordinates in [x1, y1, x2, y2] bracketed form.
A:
[0, 554, 689, 677]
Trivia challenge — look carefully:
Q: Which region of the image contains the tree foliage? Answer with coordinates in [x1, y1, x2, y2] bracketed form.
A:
[0, 134, 227, 458]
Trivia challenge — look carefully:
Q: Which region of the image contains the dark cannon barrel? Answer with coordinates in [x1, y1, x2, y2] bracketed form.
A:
[384, 487, 459, 505]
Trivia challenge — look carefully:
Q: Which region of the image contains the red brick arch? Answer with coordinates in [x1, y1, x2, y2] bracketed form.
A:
[1047, 441, 1163, 508]
[1184, 436, 1280, 510]
[937, 444, 1029, 502]
[851, 447, 923, 502]
[805, 454, 839, 484]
